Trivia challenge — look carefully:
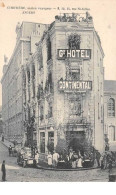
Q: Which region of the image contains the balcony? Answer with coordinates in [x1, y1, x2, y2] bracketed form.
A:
[66, 116, 90, 127]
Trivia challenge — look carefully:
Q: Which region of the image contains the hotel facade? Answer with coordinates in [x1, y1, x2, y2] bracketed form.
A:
[2, 12, 112, 157]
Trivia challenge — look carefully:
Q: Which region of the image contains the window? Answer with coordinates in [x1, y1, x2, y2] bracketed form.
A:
[68, 34, 81, 50]
[48, 132, 54, 153]
[40, 106, 44, 121]
[28, 85, 30, 102]
[47, 37, 52, 61]
[48, 72, 53, 93]
[108, 98, 115, 117]
[40, 132, 45, 153]
[32, 65, 35, 80]
[70, 100, 81, 116]
[27, 70, 30, 83]
[69, 69, 80, 80]
[48, 132, 54, 144]
[108, 126, 116, 141]
[45, 72, 53, 93]
[48, 103, 53, 118]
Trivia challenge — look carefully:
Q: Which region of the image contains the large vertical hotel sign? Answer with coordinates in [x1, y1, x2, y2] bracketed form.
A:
[57, 49, 91, 60]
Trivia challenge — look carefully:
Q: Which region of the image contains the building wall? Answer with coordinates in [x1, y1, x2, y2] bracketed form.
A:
[104, 92, 116, 149]
[1, 22, 47, 143]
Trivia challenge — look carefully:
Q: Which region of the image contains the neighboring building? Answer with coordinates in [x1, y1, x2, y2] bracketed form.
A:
[104, 80, 116, 151]
[1, 22, 48, 144]
[23, 12, 105, 155]
[0, 106, 3, 136]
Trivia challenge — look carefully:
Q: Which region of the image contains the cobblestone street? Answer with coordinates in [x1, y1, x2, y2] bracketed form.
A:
[0, 141, 110, 182]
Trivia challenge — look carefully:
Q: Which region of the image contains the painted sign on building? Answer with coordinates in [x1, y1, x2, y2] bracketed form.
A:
[58, 80, 92, 91]
[57, 49, 91, 60]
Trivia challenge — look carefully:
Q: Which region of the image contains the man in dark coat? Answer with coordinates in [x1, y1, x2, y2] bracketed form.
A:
[1, 160, 6, 181]
[8, 145, 12, 156]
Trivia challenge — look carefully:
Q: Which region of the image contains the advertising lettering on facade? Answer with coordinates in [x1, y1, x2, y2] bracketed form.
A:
[57, 49, 91, 60]
[58, 80, 92, 92]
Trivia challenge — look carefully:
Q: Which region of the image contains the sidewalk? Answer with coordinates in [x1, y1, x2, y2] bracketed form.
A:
[0, 138, 14, 148]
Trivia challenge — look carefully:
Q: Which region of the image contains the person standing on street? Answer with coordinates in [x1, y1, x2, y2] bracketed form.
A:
[47, 152, 53, 167]
[53, 151, 59, 167]
[8, 145, 12, 156]
[1, 160, 6, 181]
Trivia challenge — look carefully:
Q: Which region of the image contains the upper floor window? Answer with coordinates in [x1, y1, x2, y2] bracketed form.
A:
[70, 100, 81, 116]
[40, 105, 44, 121]
[69, 69, 80, 80]
[48, 103, 53, 118]
[108, 98, 115, 117]
[32, 65, 35, 80]
[47, 37, 52, 61]
[27, 70, 30, 83]
[68, 34, 81, 50]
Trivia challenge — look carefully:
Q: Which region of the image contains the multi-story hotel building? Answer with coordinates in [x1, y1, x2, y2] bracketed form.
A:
[22, 12, 105, 155]
[1, 22, 47, 143]
[2, 12, 106, 156]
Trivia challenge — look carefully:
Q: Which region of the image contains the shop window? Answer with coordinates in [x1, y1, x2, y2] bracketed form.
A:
[108, 126, 116, 142]
[108, 98, 115, 117]
[40, 132, 45, 153]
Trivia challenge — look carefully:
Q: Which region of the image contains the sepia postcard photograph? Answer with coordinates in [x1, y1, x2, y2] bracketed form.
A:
[0, 0, 116, 183]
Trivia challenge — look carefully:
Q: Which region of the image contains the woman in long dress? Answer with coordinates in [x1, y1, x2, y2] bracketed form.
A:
[77, 156, 83, 168]
[47, 152, 53, 167]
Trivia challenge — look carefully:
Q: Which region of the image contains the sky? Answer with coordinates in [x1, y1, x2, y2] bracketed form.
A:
[0, 0, 116, 106]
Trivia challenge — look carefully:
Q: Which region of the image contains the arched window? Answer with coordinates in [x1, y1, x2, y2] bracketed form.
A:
[108, 126, 116, 141]
[108, 98, 115, 117]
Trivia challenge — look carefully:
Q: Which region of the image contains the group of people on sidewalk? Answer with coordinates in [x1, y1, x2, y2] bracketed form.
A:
[47, 149, 84, 169]
[47, 149, 116, 170]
